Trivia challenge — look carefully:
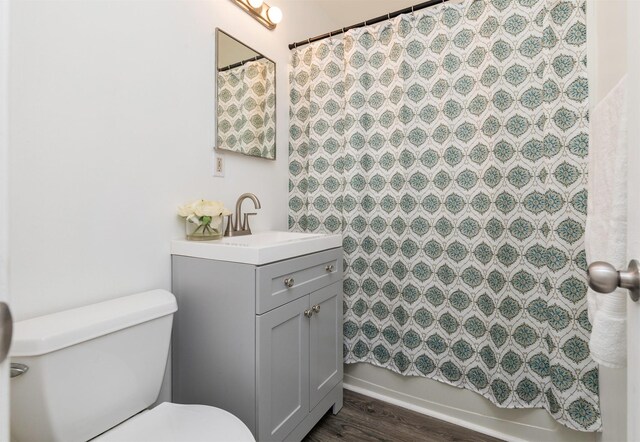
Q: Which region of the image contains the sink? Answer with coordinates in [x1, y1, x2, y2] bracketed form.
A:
[171, 231, 342, 265]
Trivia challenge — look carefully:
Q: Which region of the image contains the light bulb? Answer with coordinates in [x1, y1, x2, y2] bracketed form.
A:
[248, 0, 263, 9]
[267, 6, 282, 24]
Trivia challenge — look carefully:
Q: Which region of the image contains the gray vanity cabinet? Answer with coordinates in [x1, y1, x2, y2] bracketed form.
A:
[172, 247, 343, 442]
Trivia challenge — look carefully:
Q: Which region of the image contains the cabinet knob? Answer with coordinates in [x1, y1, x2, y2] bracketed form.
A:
[304, 309, 313, 318]
[325, 264, 334, 272]
[312, 304, 321, 313]
[284, 277, 295, 288]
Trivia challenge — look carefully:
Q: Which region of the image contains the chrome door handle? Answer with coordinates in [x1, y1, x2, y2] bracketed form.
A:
[0, 301, 13, 364]
[284, 278, 295, 288]
[312, 304, 320, 313]
[587, 260, 640, 302]
[304, 309, 313, 318]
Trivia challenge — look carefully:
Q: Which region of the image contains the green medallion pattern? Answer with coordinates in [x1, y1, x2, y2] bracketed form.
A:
[288, 0, 599, 431]
[217, 60, 276, 158]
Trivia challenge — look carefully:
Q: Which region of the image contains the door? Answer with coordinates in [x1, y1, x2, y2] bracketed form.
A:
[309, 283, 342, 409]
[256, 296, 309, 441]
[0, 0, 11, 439]
[628, 2, 640, 439]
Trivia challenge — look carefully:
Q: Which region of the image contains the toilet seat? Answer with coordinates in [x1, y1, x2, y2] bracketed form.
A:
[93, 402, 255, 442]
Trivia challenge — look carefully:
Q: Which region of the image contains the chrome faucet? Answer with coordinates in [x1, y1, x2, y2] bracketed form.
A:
[224, 193, 261, 237]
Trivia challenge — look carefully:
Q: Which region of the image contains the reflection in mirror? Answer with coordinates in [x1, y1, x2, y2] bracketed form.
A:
[216, 29, 276, 160]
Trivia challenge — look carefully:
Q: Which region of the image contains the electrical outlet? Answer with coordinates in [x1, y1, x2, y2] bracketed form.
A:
[213, 151, 225, 177]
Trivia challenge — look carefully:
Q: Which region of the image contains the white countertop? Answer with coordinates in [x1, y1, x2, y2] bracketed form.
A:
[171, 231, 342, 265]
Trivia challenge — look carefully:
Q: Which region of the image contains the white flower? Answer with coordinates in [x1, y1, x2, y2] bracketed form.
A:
[178, 200, 231, 218]
[195, 200, 231, 217]
[177, 201, 199, 217]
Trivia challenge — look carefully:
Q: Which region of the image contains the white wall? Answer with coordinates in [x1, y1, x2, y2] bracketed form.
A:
[587, 0, 627, 107]
[8, 0, 337, 321]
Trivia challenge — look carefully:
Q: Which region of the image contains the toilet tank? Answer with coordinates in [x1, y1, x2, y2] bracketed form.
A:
[10, 290, 178, 442]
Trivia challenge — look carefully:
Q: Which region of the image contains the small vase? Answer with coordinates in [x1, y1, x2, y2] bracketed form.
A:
[186, 216, 224, 241]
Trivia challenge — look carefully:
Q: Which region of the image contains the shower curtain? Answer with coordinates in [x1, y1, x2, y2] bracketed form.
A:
[217, 59, 276, 157]
[289, 0, 599, 432]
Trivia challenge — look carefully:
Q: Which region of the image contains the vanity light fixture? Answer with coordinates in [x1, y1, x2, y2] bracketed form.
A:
[231, 0, 283, 30]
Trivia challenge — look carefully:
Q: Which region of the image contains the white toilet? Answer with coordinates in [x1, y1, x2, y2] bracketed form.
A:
[10, 289, 255, 442]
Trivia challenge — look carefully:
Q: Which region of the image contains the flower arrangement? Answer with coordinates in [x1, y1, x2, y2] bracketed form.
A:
[178, 200, 231, 241]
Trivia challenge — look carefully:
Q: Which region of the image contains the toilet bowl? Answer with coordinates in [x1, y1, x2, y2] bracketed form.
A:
[10, 290, 254, 442]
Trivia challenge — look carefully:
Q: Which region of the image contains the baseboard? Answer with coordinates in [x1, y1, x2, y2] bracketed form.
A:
[343, 379, 559, 442]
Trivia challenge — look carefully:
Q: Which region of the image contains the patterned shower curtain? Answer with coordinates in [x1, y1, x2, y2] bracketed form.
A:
[217, 59, 276, 157]
[288, 0, 598, 432]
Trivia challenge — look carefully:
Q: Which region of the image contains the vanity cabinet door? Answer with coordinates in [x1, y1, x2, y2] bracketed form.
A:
[309, 282, 343, 409]
[256, 296, 310, 441]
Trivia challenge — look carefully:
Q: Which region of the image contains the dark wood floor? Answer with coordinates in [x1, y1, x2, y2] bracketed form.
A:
[304, 390, 504, 442]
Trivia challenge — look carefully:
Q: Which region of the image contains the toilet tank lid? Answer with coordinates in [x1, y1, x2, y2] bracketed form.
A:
[11, 290, 178, 357]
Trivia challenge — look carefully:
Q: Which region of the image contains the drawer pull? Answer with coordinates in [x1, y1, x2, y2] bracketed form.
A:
[304, 309, 313, 318]
[284, 277, 295, 288]
[312, 304, 321, 313]
[325, 264, 335, 272]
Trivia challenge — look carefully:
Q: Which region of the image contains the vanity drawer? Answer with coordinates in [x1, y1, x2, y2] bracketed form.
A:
[256, 248, 342, 314]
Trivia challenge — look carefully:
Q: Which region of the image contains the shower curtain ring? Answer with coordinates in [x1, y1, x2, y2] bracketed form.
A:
[388, 13, 391, 20]
[412, 6, 415, 12]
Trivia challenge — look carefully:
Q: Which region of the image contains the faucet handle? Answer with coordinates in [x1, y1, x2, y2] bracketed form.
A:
[242, 213, 257, 232]
[223, 214, 234, 237]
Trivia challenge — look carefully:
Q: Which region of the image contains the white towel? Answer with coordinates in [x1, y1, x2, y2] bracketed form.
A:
[585, 75, 628, 369]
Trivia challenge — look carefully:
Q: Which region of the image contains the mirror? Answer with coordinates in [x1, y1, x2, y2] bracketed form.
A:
[216, 29, 276, 160]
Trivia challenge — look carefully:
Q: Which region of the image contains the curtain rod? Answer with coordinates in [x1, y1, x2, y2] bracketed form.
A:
[288, 0, 450, 50]
[218, 54, 265, 72]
